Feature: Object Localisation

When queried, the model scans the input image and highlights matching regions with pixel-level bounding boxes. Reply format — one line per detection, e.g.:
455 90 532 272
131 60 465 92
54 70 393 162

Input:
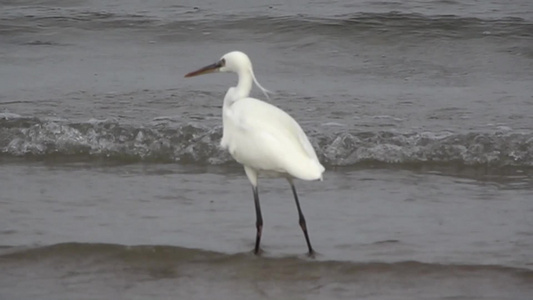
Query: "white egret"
185 51 325 255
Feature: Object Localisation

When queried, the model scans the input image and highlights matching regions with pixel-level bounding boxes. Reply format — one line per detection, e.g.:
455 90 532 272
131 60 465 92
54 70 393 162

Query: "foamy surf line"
1 116 532 168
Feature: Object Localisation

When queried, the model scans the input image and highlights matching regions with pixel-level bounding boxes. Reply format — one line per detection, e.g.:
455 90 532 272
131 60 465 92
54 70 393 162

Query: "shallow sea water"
1 0 533 299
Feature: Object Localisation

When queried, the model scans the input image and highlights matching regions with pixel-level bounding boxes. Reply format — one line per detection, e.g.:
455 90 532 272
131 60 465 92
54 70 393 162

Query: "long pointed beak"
184 61 222 78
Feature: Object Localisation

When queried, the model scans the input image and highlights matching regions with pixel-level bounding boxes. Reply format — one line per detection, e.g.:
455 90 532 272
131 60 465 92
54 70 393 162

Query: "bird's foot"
252 248 264 256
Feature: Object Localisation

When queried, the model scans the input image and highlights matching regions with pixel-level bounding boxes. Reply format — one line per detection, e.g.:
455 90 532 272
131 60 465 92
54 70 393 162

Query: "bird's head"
219 51 252 74
184 51 271 99
184 51 251 77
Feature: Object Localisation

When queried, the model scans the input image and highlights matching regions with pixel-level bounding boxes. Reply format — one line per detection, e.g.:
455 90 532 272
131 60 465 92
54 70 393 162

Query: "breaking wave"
1 115 532 169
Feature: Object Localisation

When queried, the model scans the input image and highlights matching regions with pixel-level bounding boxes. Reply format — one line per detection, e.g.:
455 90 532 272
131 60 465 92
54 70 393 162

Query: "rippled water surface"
1 0 533 299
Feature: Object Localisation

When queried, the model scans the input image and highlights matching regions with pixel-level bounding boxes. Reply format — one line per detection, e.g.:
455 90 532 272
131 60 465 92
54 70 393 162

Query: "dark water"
1 243 532 300
1 0 533 299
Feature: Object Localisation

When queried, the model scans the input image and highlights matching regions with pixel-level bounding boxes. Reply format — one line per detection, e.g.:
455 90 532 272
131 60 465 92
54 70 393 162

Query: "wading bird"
185 51 324 255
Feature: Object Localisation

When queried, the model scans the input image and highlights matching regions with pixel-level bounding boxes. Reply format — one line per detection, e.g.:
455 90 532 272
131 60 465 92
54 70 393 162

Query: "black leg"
290 184 314 255
252 186 263 255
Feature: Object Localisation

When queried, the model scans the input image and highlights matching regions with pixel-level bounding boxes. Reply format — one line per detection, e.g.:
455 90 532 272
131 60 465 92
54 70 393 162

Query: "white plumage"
185 51 324 255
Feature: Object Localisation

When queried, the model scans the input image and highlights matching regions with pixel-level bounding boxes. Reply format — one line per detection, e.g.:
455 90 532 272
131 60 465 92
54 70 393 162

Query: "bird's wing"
227 97 324 180
237 98 321 163
290 117 320 162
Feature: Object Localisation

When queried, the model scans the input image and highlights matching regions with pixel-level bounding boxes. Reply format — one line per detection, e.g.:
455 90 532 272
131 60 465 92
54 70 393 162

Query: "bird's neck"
234 69 253 99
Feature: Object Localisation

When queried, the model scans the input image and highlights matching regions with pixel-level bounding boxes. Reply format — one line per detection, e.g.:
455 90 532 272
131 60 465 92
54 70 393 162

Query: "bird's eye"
220 58 226 66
